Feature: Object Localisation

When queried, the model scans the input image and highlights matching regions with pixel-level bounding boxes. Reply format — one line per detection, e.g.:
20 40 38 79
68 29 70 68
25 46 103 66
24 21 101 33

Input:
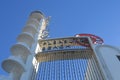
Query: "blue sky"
0 0 120 75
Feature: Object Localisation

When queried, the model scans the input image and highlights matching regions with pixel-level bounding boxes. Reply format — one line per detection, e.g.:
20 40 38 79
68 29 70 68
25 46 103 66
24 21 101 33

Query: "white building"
0 11 120 80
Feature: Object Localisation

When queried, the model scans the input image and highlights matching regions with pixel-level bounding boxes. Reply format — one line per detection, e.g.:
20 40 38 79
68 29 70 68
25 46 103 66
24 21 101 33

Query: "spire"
39 16 51 39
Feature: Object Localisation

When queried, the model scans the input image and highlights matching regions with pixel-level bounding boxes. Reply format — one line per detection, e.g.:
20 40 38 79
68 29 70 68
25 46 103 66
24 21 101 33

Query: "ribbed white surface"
11 42 31 57
2 56 25 73
27 18 40 29
17 32 35 47
1 10 47 80
23 24 38 36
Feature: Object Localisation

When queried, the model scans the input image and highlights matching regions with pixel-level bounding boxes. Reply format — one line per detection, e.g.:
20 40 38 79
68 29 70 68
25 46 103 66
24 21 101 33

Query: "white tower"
0 11 49 80
0 11 120 80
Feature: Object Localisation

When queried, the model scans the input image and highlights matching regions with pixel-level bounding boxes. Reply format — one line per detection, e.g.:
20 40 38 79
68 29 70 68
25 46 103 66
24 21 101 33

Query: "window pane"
117 56 120 61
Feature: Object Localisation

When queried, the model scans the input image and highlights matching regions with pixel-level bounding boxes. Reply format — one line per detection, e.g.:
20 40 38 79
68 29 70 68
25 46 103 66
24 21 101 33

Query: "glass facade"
34 37 105 80
34 50 105 80
36 59 87 80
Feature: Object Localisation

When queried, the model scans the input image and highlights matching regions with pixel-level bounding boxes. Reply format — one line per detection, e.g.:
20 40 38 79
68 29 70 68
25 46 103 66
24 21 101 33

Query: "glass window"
117 55 120 61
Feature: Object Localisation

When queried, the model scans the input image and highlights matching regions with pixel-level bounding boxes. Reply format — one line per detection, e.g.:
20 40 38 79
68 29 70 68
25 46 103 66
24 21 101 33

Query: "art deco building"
0 11 120 80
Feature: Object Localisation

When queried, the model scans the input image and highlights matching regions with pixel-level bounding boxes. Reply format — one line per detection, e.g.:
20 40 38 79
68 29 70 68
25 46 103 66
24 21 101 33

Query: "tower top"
29 10 45 21
30 10 44 16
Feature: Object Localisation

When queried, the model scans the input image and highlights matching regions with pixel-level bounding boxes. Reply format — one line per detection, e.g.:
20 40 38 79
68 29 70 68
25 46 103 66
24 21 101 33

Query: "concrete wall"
95 45 120 80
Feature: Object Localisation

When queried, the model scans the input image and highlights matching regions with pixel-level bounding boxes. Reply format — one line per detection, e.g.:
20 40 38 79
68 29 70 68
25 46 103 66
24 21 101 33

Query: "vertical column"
2 11 48 80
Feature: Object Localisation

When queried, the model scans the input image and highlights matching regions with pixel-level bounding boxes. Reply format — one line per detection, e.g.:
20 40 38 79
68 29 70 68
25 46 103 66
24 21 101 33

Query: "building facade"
0 11 120 80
